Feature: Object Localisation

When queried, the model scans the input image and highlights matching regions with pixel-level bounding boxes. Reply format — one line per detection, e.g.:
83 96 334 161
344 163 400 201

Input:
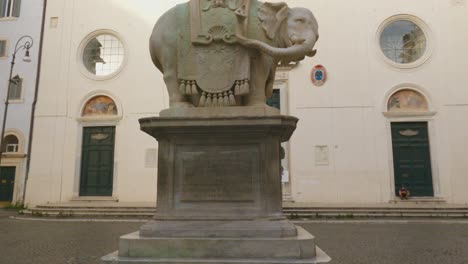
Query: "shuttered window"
12 0 20 17
0 0 21 18
8 75 22 101
0 0 5 17
0 40 6 57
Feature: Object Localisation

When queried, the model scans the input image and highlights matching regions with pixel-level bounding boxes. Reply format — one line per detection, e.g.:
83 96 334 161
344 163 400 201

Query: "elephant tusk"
236 34 317 60
308 49 317 57
235 34 257 49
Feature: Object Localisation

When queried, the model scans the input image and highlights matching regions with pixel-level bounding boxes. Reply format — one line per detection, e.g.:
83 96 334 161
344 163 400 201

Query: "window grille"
82 34 125 77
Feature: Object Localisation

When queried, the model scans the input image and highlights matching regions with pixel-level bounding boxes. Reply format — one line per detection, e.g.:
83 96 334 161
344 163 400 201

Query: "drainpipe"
22 0 47 205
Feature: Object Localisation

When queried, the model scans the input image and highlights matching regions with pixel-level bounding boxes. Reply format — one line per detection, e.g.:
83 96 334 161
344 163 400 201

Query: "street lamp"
0 35 34 174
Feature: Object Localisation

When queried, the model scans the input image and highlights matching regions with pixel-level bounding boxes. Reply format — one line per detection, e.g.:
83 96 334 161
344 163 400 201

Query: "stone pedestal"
101 108 330 264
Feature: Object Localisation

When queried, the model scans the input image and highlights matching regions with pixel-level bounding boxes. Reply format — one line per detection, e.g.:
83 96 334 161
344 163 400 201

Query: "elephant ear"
258 2 289 40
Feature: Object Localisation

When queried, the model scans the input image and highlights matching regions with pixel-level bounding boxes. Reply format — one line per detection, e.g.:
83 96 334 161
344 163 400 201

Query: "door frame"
0 129 26 204
73 91 123 200
385 117 441 201
0 166 17 202
79 126 116 197
390 121 434 197
382 85 442 202
74 122 120 199
0 157 24 203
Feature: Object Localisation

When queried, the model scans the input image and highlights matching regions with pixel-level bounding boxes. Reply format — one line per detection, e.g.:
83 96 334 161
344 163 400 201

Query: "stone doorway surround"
382 84 443 203
0 129 27 204
79 126 116 197
74 91 123 200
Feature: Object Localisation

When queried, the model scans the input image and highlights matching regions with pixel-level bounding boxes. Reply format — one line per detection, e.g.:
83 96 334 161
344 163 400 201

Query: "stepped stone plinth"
101 110 330 264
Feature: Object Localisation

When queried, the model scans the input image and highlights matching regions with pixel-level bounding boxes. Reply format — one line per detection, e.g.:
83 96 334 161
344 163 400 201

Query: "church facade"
24 0 468 206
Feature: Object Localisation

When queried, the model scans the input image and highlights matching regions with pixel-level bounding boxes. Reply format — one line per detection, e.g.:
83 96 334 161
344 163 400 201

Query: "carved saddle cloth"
176 0 255 106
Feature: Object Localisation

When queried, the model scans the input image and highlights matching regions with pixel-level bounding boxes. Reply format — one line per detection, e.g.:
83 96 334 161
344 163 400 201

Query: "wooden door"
391 122 434 197
80 127 115 196
0 167 16 202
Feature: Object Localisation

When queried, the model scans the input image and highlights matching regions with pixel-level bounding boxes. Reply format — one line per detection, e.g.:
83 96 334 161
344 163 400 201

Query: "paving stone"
1 210 468 264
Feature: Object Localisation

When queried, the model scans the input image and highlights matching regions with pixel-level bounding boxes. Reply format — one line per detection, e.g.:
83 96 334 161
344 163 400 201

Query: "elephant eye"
295 18 306 24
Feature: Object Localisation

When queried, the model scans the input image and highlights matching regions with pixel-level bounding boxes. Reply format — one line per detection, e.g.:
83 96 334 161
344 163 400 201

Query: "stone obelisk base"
101 108 330 264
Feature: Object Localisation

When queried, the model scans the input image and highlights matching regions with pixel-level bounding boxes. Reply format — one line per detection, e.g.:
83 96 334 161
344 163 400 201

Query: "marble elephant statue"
150 0 319 108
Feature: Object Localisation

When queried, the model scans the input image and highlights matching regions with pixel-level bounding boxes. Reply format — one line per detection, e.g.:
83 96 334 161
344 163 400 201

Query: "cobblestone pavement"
1 210 468 264
303 221 468 264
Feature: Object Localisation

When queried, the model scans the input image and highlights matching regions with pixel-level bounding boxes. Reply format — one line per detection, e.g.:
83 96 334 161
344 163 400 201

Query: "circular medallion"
311 65 327 86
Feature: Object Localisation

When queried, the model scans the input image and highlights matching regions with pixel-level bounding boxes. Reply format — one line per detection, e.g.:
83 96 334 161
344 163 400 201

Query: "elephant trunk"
237 35 317 61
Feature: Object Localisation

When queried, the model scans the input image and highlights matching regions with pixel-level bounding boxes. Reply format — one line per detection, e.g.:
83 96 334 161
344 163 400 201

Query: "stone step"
31 207 468 213
32 207 156 213
36 205 156 210
286 212 468 218
23 201 468 219
284 211 468 216
283 208 468 213
35 204 467 211
21 206 468 219
23 209 154 218
283 208 468 218
116 227 316 260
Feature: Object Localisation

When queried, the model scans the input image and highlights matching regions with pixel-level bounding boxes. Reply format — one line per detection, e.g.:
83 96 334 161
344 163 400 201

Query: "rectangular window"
0 0 21 18
0 40 6 57
8 76 22 101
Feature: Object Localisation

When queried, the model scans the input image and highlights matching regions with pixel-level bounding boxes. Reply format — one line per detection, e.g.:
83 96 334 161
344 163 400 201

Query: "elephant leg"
163 70 193 108
245 55 269 106
151 7 193 108
160 52 193 107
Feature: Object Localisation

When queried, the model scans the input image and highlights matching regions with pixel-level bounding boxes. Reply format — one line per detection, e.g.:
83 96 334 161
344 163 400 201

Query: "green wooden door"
80 127 116 197
0 167 16 202
391 122 434 197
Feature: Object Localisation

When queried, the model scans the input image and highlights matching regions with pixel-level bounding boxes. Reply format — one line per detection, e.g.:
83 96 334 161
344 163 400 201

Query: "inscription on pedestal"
175 145 260 203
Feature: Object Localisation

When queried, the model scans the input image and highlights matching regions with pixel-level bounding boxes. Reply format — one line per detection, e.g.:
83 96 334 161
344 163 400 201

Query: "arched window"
388 89 428 113
2 135 19 153
82 96 118 117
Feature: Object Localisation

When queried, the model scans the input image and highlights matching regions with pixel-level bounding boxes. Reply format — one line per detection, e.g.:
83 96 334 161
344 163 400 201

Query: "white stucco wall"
25 0 468 206
286 0 468 204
